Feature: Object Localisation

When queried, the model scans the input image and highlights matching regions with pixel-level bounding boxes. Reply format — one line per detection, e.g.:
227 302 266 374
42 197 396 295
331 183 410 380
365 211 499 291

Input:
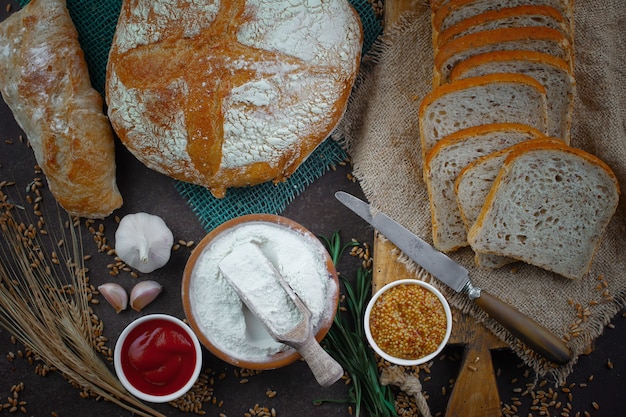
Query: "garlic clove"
114 213 174 273
130 280 163 312
98 283 128 313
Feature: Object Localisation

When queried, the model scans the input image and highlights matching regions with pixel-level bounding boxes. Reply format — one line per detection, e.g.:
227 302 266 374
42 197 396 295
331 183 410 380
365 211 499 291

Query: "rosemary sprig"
318 231 396 417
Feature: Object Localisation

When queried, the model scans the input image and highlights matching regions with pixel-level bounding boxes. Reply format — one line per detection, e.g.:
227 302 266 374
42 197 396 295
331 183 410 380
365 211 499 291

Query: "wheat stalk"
0 188 165 417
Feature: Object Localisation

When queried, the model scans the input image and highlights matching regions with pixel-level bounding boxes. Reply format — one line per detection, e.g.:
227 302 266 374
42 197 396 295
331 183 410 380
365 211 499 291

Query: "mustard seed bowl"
364 279 452 366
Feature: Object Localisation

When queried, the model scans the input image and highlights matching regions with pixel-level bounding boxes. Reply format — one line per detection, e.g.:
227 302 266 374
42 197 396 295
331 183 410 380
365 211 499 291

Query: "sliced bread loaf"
455 137 562 268
433 26 573 85
424 123 546 252
449 50 575 142
467 140 620 280
418 73 548 160
435 5 571 51
433 0 573 37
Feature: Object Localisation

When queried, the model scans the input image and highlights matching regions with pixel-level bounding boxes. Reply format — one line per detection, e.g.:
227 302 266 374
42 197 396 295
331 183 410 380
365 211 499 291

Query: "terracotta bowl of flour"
181 214 339 370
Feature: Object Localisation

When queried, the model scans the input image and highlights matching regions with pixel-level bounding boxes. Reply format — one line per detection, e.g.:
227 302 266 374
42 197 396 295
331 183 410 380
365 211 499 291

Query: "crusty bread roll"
106 0 363 198
0 0 123 218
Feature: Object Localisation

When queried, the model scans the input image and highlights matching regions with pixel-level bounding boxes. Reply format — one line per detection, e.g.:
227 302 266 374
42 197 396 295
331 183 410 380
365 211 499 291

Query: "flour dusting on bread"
0 0 122 218
106 0 363 198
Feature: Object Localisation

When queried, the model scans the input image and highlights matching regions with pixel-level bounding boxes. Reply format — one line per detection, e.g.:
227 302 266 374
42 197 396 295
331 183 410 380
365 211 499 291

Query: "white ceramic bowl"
364 279 452 366
114 314 202 403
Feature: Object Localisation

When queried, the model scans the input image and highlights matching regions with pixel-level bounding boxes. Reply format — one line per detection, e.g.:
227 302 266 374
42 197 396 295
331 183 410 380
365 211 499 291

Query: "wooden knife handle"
474 290 571 364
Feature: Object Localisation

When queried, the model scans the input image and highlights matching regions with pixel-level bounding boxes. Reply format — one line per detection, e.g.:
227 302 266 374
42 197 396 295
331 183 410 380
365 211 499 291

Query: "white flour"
188 221 337 363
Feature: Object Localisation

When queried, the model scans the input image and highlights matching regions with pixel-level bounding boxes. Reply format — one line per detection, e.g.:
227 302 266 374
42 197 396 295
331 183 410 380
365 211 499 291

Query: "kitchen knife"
335 191 572 364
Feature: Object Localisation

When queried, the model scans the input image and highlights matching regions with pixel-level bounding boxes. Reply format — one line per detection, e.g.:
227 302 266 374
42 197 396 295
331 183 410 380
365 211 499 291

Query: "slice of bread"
418 73 548 160
433 0 573 37
455 137 562 268
435 5 571 51
430 0 450 14
467 140 620 280
424 123 547 252
433 26 572 85
449 50 575 142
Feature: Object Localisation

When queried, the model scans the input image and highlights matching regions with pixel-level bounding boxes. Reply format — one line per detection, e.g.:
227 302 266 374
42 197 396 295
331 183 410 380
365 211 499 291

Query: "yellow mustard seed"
369 284 447 360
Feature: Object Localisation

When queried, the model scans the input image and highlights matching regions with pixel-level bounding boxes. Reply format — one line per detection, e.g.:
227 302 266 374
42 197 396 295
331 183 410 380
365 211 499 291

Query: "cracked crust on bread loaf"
106 0 363 198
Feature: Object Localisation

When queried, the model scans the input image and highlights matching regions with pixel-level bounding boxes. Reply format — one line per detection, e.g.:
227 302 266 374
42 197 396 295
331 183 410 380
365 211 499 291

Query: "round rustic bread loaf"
106 0 363 198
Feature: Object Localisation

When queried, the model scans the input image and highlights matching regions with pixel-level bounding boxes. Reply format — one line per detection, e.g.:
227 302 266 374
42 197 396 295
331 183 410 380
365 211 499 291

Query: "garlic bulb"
130 280 163 312
115 213 174 273
98 283 128 313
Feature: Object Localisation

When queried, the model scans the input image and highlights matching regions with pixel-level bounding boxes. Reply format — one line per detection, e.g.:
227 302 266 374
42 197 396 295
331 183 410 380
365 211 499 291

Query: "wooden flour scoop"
219 242 344 388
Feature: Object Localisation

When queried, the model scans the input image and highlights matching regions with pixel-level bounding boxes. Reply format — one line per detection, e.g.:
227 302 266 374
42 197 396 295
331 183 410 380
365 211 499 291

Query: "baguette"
449 50 575 142
467 140 620 280
455 137 562 268
424 123 546 252
418 73 548 160
0 0 122 218
434 26 573 85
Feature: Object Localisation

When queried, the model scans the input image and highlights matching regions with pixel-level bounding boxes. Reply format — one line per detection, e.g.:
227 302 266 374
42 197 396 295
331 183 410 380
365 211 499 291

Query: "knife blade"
335 191 571 364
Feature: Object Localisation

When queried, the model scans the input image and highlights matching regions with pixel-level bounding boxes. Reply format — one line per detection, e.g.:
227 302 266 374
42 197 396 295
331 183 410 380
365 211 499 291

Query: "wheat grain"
0 188 164 417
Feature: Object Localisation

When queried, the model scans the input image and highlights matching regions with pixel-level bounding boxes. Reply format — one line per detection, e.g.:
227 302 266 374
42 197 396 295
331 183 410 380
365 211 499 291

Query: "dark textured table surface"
0 1 623 416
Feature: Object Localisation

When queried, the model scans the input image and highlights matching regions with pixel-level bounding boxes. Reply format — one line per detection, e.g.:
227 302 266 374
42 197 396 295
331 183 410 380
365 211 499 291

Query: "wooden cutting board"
374 236 504 417
372 2 507 416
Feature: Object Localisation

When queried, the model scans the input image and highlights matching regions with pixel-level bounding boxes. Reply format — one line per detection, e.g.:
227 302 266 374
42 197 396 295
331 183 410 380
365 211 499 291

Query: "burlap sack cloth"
337 0 626 383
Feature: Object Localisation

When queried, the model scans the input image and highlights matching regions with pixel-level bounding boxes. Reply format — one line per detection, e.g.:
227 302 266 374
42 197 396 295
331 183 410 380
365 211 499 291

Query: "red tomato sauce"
120 318 197 396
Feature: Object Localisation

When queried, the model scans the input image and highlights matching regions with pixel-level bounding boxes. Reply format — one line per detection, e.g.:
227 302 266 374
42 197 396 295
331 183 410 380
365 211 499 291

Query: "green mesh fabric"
175 139 348 231
19 0 382 231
